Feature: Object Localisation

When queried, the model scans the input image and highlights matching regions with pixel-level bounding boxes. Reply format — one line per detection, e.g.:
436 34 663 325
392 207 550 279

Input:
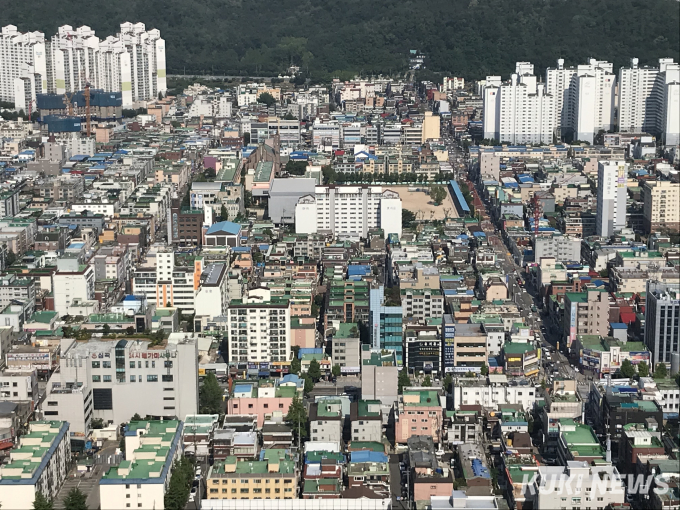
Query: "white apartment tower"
482 62 556 145
546 58 616 143
0 25 47 109
295 185 402 239
595 161 628 237
2 23 166 108
618 57 679 145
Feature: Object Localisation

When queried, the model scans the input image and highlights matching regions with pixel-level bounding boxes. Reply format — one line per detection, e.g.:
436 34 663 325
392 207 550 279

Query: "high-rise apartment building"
642 180 680 234
295 185 402 239
645 280 680 367
226 288 291 364
482 62 556 145
0 25 47 109
619 57 679 145
595 160 628 237
1 23 165 108
546 58 616 143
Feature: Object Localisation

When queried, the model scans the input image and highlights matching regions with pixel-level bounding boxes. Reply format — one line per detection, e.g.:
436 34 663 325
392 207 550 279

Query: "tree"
258 92 276 107
402 209 416 229
332 364 341 377
620 358 635 378
398 370 411 394
158 91 164 101
5 250 16 266
285 395 308 441
637 361 649 378
290 349 301 375
33 492 53 510
480 363 489 376
284 111 297 120
131 413 142 422
307 358 322 381
126 326 135 335
91 418 105 429
164 456 194 510
220 204 228 221
599 268 609 278
199 373 223 414
430 185 447 206
302 374 314 394
443 374 453 391
102 323 111 335
654 363 668 380
423 375 432 387
63 488 87 510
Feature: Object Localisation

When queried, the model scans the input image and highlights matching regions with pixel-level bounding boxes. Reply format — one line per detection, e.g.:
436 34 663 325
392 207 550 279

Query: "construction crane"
63 92 75 116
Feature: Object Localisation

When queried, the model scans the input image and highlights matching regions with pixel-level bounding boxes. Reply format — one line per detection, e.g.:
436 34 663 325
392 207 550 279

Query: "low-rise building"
309 399 344 443
0 421 71 510
99 420 184 510
350 400 383 443
395 389 443 445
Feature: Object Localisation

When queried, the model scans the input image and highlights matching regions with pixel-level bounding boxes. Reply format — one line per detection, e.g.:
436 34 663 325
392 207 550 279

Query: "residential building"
401 288 444 320
595 161 628 237
533 233 581 263
52 259 95 316
45 335 198 427
534 462 625 510
309 399 343 443
452 374 538 411
205 450 297 500
0 421 70 510
330 322 361 374
642 180 680 234
0 274 36 318
350 400 383 442
395 389 443 445
194 263 229 325
226 288 291 364
450 323 487 372
295 185 402 239
0 369 38 404
227 382 295 427
645 280 680 367
99 420 182 510
0 25 46 107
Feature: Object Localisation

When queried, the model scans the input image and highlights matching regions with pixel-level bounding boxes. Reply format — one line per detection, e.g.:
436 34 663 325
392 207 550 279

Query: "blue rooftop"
206 221 241 236
610 323 628 330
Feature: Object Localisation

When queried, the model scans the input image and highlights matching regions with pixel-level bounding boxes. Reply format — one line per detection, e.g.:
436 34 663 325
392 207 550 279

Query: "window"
130 375 136 383
147 375 158 382
92 361 100 368
92 375 101 382
129 361 135 368
152 361 156 368
103 375 112 382
103 361 111 368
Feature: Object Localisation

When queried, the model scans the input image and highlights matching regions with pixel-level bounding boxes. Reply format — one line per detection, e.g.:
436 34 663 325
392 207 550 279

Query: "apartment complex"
642 180 680 234
295 185 402 239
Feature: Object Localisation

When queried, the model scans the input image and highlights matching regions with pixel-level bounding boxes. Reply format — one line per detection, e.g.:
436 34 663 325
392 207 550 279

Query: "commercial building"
533 233 581 264
405 328 441 376
595 161 628 237
563 290 610 348
226 288 291 364
452 374 538 411
360 347 398 407
45 336 198 427
268 178 317 225
0 421 71 510
395 390 443 445
642 180 680 234
330 323 361 374
450 323 487 372
99 420 183 510
205 450 298 501
645 280 680 367
295 185 402 239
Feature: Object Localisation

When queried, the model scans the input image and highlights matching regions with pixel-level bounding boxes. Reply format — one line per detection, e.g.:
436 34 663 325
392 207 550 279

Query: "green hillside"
4 0 679 80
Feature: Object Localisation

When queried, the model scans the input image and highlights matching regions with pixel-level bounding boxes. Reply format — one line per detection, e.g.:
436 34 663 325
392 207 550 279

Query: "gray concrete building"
645 280 680 367
268 178 316 224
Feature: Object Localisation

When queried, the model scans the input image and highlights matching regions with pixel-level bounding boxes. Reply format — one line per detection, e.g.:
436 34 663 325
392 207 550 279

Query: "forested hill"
5 0 679 80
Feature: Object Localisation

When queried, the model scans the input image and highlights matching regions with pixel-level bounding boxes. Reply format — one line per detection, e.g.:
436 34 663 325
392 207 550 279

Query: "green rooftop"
356 400 381 418
403 390 440 406
316 399 343 417
28 311 57 323
336 322 359 338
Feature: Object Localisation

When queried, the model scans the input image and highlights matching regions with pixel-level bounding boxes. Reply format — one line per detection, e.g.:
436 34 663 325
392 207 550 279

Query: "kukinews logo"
519 474 671 497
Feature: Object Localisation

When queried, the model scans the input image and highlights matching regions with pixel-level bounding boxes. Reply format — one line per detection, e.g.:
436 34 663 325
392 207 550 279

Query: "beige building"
206 450 297 500
642 180 680 234
451 323 487 369
564 290 610 347
421 112 441 141
400 265 441 290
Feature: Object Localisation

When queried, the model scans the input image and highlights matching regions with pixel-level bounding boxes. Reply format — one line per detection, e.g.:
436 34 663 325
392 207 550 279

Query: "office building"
99 420 183 510
45 336 198 427
642 180 680 234
226 288 291 363
0 421 71 510
645 280 680 367
369 285 403 363
295 185 402 239
595 161 628 237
